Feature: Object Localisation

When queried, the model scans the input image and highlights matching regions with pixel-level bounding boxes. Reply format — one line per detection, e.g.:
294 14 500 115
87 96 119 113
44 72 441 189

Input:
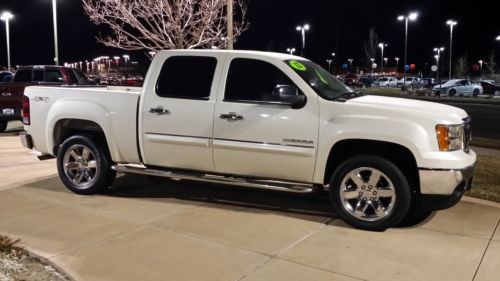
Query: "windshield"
285 60 354 100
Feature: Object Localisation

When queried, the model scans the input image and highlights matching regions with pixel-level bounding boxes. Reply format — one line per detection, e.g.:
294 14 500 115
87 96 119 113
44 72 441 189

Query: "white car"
20 50 476 231
432 79 483 97
373 77 398 87
397 76 422 86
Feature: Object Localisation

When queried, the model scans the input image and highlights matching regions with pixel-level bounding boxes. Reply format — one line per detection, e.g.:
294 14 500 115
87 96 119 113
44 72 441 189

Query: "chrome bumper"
419 165 474 195
19 131 33 149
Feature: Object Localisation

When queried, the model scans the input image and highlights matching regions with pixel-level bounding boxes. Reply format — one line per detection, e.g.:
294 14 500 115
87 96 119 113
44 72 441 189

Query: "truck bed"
24 86 142 163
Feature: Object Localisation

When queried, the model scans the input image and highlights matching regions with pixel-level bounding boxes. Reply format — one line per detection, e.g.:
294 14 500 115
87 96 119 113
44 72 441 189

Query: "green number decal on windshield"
289 60 307 71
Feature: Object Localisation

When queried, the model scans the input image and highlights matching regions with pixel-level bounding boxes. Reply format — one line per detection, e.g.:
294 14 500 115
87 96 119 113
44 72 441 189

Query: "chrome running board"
111 164 316 193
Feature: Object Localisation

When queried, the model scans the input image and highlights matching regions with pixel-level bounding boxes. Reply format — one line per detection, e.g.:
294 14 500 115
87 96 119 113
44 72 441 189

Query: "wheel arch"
52 118 113 159
322 139 420 194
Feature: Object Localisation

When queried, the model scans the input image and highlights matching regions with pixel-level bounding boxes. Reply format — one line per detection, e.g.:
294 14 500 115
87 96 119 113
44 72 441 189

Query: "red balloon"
472 64 480 71
409 64 416 70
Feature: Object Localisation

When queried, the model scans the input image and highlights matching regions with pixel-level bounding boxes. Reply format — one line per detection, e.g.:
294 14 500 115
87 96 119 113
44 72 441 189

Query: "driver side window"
224 58 301 102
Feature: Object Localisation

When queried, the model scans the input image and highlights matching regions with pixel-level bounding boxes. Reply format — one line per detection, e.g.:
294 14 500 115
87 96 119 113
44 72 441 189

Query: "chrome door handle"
219 112 244 122
148 107 170 115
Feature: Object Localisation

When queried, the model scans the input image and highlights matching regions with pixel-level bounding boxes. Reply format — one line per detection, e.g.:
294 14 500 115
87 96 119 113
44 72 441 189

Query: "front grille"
463 116 471 153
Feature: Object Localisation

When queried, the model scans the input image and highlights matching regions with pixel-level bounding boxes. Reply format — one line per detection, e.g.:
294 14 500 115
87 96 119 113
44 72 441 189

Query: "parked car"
0 71 14 82
359 75 377 88
476 80 500 96
432 79 483 97
421 78 436 88
373 77 398 87
21 50 475 231
0 66 92 132
397 77 422 87
343 74 363 87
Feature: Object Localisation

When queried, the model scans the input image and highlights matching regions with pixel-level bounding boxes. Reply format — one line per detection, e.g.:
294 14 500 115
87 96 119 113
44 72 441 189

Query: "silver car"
373 77 398 87
432 79 483 97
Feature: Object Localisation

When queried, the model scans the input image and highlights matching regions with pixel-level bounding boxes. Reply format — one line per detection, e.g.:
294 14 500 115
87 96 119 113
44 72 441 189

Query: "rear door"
140 53 225 172
212 56 319 182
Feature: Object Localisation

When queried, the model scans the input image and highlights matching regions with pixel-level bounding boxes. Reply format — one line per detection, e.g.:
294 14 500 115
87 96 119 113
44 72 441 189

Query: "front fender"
313 114 428 184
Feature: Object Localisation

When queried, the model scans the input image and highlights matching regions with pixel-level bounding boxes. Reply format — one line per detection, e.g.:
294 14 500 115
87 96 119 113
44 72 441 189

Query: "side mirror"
273 84 306 109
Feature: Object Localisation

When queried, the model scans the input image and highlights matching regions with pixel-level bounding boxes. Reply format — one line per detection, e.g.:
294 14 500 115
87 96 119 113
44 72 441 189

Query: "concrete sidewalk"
1 134 499 281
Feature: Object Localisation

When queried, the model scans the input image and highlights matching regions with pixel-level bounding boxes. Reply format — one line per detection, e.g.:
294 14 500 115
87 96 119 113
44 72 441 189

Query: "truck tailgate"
25 86 142 163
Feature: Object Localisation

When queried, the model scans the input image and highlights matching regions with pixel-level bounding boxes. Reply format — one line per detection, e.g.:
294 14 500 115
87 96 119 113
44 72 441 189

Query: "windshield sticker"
315 70 328 84
289 60 307 71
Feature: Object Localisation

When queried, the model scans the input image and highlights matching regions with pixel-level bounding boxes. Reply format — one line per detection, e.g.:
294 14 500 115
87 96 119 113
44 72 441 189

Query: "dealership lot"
1 132 500 281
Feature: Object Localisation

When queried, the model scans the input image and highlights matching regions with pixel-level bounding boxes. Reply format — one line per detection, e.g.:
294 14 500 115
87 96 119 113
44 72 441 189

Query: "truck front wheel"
329 155 411 231
57 135 116 195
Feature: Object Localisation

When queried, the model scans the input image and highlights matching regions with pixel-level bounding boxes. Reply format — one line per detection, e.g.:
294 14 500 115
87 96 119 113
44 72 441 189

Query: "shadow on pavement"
23 174 336 220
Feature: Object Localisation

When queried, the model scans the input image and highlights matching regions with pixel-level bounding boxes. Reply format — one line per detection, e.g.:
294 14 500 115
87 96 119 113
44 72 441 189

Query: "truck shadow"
23 173 336 220
106 174 335 218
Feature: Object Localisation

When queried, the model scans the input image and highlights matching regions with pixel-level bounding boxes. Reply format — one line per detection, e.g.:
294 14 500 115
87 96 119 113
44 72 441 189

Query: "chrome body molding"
112 164 318 193
419 165 474 195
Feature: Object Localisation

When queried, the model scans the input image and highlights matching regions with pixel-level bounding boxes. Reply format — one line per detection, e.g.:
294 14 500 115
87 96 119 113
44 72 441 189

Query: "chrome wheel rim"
339 167 396 222
63 144 98 189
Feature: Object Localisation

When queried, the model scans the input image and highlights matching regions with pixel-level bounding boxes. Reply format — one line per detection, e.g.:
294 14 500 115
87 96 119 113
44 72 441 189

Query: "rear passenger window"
12 70 32 82
33 70 44 82
156 56 217 100
45 69 64 83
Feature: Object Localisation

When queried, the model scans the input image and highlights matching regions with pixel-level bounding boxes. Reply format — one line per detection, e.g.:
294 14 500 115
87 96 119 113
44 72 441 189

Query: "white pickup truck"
20 50 475 231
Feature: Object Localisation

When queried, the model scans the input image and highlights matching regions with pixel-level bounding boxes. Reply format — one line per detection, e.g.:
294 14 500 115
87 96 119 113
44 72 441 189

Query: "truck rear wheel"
57 135 116 195
329 155 411 231
0 121 7 133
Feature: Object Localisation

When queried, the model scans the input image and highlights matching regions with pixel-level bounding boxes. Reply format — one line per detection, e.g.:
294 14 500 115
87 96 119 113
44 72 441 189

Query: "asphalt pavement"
443 102 500 139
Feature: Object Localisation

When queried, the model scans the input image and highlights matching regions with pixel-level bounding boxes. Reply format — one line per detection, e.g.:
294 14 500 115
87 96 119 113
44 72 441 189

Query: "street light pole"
52 0 59 65
433 47 444 82
395 57 400 72
398 12 418 89
446 20 457 80
347 58 353 73
331 52 335 73
370 58 375 74
286 48 296 55
378 43 387 73
478 60 483 80
296 24 310 56
0 12 13 71
326 59 332 73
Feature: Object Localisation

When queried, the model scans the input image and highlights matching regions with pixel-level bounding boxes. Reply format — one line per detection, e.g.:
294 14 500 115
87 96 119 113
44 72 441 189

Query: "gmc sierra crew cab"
0 65 91 132
20 50 476 231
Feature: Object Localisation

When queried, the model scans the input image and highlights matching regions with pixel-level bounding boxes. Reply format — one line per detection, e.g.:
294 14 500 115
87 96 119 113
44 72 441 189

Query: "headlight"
436 124 464 151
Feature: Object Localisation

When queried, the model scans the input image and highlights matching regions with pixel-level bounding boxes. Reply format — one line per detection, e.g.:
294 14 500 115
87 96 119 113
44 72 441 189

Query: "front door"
213 57 319 182
140 53 225 172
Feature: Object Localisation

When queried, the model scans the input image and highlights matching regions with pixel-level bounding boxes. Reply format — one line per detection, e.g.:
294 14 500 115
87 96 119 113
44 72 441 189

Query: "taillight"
22 95 30 125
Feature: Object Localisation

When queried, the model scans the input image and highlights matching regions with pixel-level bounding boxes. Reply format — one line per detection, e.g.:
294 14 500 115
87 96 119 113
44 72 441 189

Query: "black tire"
473 89 479 97
448 89 456 97
329 155 411 231
0 121 7 133
57 135 116 195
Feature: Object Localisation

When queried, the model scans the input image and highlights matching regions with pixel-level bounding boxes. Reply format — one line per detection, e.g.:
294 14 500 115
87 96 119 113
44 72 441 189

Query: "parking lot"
1 125 500 281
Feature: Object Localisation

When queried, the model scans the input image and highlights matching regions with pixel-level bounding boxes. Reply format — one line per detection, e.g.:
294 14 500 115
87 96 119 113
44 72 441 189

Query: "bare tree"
362 28 378 70
454 55 468 79
82 0 248 52
486 51 497 75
